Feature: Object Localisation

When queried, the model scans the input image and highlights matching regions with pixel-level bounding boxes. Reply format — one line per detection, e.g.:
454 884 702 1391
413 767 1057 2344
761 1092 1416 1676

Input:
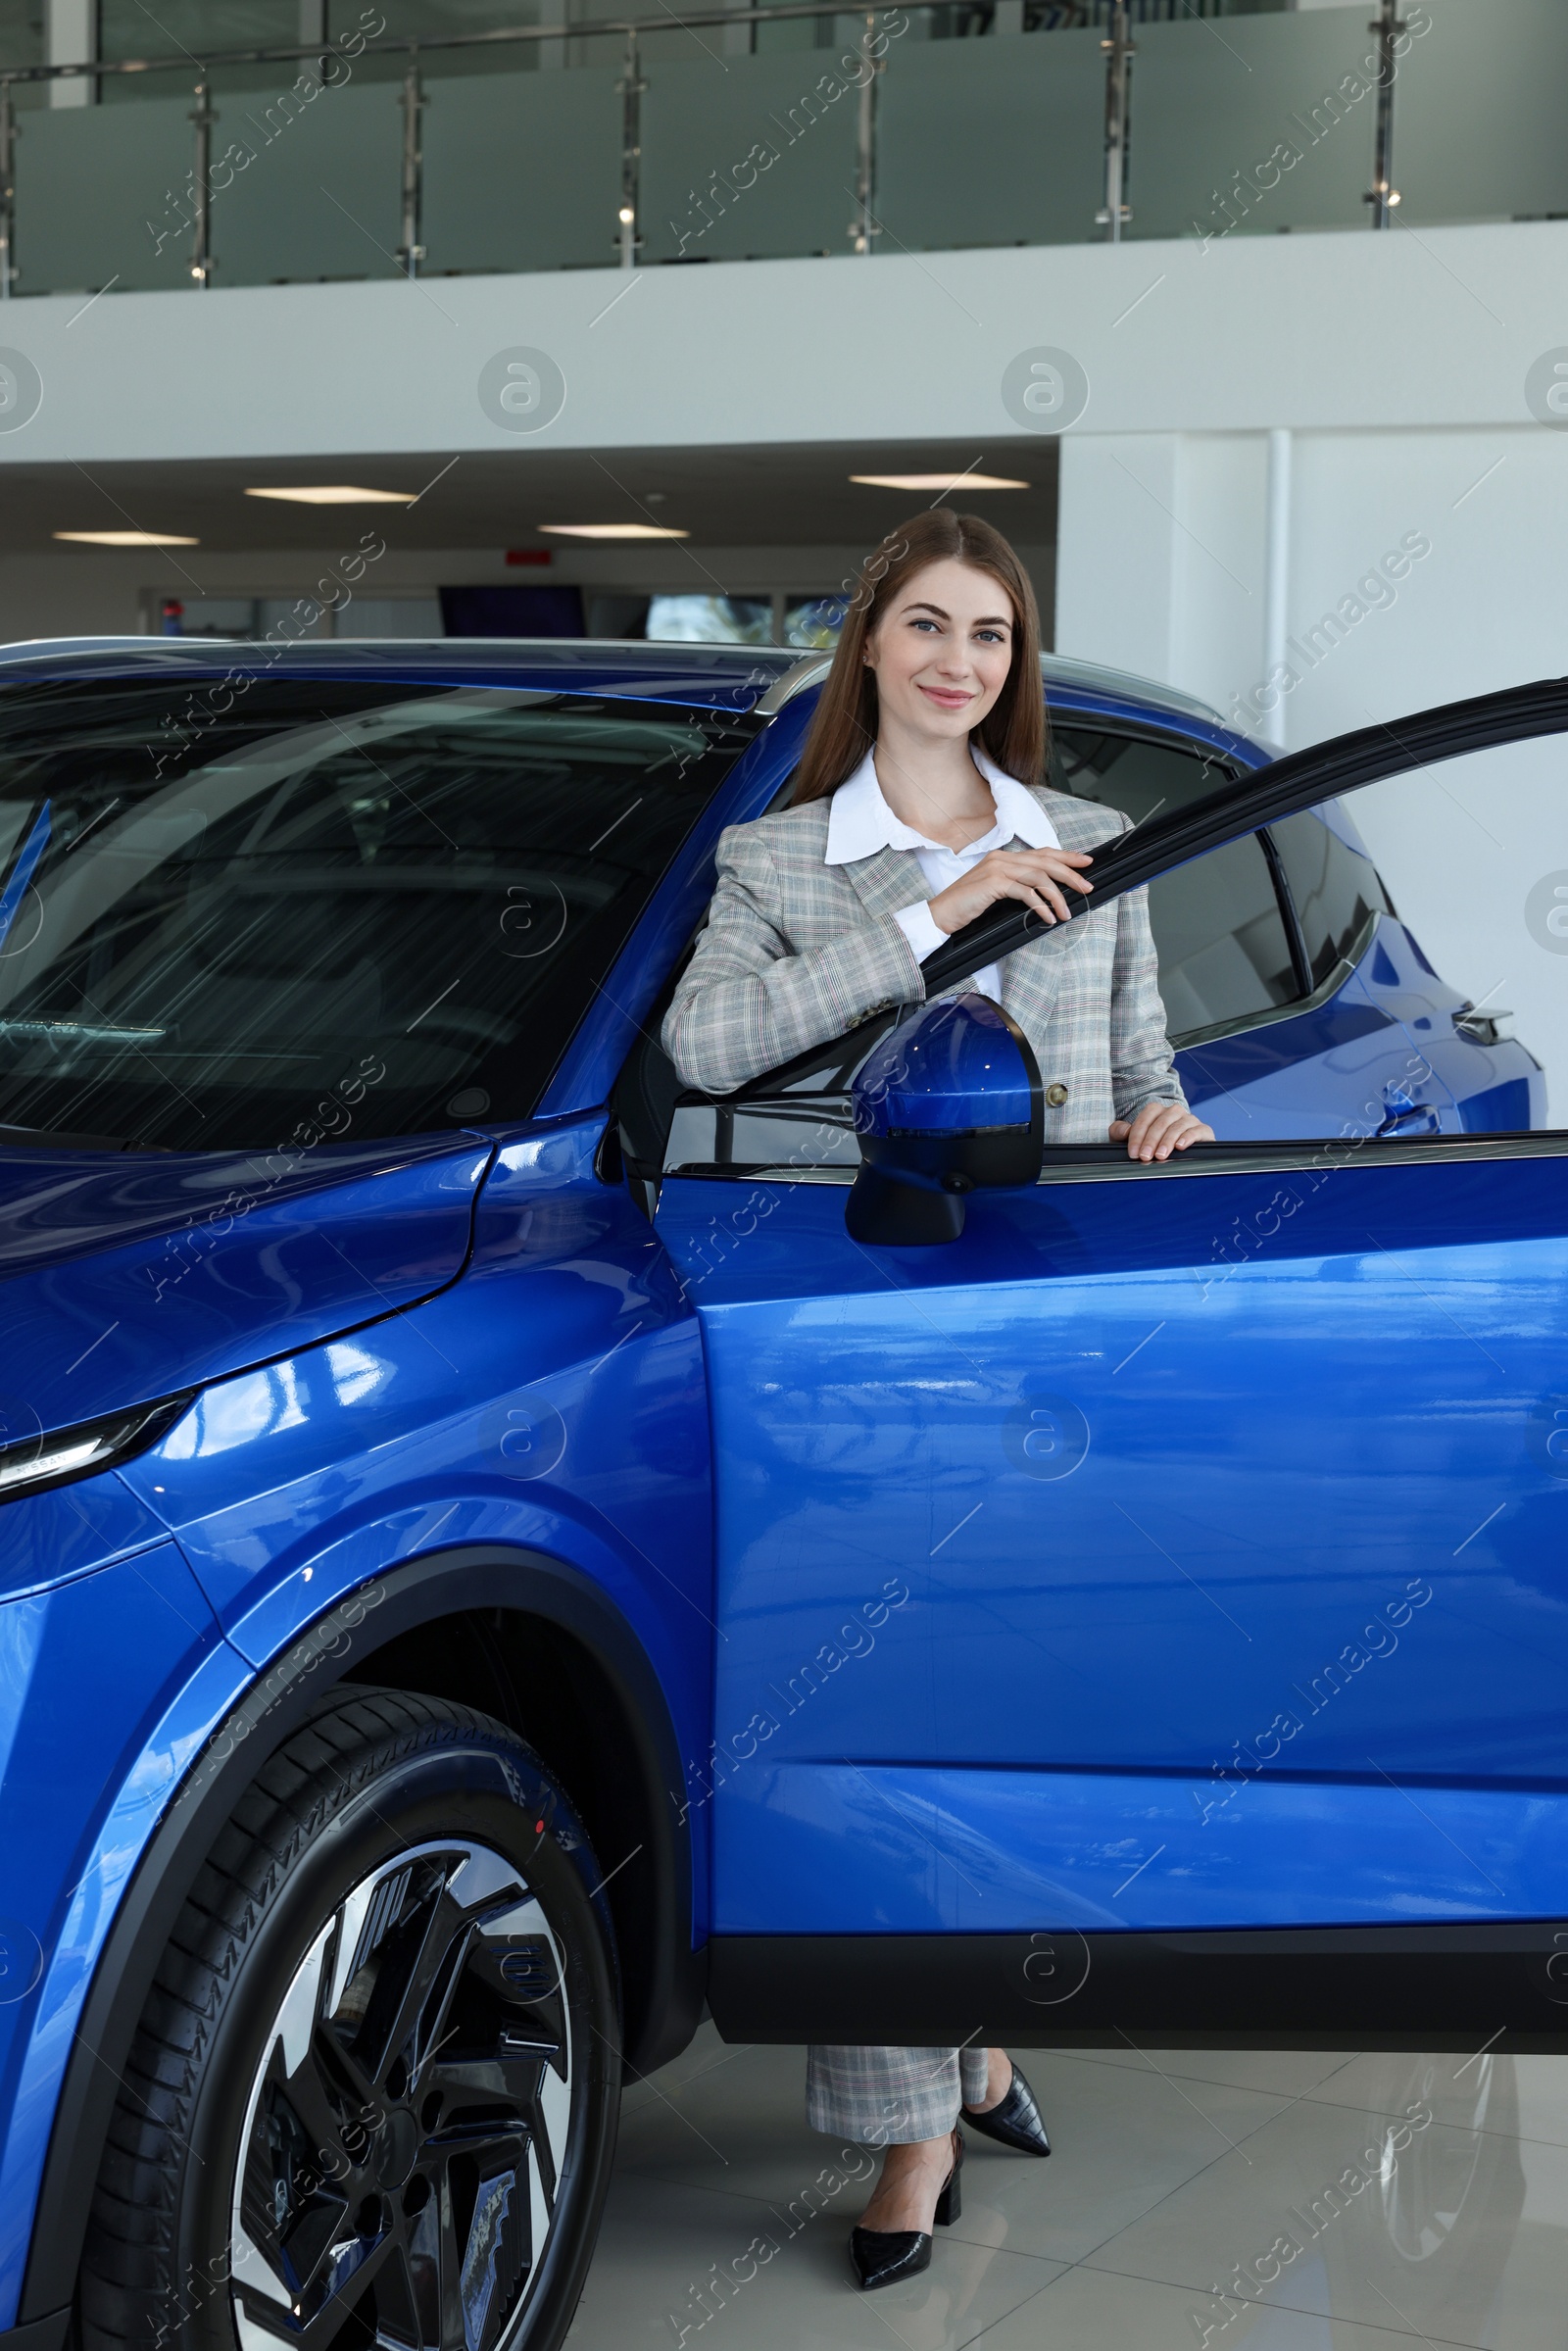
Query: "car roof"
0 635 1267 761
0 636 801 711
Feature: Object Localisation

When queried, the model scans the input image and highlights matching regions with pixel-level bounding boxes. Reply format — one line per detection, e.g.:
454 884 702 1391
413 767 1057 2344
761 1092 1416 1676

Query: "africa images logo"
478 347 566 435
1525 348 1568 429
1525 870 1568 955
0 349 42 435
1001 347 1090 435
1004 1391 1090 1480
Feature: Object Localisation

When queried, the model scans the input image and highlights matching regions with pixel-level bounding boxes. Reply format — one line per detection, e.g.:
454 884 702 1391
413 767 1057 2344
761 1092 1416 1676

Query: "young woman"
663 511 1212 2288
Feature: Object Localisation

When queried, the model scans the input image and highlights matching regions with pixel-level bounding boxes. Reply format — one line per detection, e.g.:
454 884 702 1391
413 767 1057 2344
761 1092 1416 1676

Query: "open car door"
641 678 1568 2052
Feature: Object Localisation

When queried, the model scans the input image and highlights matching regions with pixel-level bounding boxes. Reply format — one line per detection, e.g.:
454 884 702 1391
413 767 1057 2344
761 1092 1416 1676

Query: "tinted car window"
1144 835 1298 1041
1050 726 1296 1042
1270 807 1391 990
0 679 755 1151
1049 724 1230 826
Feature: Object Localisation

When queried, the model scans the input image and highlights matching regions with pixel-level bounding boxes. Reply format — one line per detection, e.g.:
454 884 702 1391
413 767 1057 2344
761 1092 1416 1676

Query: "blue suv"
0 637 1555 2351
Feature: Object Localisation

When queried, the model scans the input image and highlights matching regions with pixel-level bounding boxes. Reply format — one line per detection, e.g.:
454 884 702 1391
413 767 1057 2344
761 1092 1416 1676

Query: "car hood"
0 1134 493 1439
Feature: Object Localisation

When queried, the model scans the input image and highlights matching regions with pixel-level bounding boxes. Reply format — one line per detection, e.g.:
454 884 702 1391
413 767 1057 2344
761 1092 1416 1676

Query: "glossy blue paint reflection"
656 1153 1568 1934
713 1762 1568 1932
120 1110 713 1893
0 1474 169 1602
0 1136 491 1437
0 1543 239 2319
1174 914 1538 1142
853 995 1034 1137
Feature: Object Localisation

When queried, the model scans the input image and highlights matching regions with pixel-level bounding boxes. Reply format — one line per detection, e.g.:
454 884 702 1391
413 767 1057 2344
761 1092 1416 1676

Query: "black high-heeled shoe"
961 2060 1051 2157
850 2129 964 2290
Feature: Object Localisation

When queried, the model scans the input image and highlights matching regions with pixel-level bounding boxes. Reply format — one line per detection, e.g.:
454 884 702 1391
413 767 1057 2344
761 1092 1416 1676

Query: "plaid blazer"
662 782 1186 1145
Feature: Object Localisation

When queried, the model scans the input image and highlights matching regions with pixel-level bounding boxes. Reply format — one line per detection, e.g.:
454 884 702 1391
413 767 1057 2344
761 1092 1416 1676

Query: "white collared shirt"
823 743 1060 1004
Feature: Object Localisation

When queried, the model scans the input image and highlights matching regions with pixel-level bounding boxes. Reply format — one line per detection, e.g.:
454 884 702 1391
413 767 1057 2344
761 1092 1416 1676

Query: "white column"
1054 434 1183 687
47 0 97 109
1056 430 1271 725
1261 426 1293 750
298 0 328 85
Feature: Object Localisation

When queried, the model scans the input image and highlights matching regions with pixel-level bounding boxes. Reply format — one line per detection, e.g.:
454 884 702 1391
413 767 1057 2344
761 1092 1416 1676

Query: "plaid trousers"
807 2043 990 2143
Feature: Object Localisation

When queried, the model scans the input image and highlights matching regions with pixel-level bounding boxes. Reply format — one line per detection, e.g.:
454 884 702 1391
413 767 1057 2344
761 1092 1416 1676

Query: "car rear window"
1270 808 1392 990
1048 723 1232 825
0 678 756 1151
1051 724 1297 1040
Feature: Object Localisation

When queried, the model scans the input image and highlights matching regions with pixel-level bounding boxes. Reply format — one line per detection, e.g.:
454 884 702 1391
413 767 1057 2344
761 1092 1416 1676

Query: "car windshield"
0 677 757 1152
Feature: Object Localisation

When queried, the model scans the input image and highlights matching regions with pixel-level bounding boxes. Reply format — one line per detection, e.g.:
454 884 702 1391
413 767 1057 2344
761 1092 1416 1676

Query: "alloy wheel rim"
228 1837 572 2351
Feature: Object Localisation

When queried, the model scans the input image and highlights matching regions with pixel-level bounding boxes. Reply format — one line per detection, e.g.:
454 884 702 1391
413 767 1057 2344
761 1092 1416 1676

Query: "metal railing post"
189 78 215 285
850 8 881 255
1095 0 1133 244
397 48 425 276
0 83 15 300
1364 0 1403 227
616 30 644 268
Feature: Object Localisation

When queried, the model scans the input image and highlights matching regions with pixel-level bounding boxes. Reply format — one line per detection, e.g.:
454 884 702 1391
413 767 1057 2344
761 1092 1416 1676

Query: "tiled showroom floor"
564 2026 1564 2350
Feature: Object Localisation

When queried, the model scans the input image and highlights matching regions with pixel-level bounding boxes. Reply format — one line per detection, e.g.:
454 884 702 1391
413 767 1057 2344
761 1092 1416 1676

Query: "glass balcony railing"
0 0 1559 299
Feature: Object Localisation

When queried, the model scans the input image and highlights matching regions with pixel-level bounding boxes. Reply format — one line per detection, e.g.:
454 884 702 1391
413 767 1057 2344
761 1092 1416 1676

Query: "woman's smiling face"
862 557 1017 742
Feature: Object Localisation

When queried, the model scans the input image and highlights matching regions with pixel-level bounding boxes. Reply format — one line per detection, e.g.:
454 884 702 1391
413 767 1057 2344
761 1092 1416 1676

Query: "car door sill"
707 1926 1568 2050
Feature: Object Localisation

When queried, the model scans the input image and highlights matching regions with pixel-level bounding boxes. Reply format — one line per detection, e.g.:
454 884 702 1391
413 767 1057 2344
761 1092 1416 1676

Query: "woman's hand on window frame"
925 846 1095 937
1109 1102 1215 1163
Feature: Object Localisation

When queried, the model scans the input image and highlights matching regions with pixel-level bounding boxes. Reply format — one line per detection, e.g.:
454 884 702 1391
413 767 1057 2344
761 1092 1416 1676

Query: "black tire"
79 1687 621 2351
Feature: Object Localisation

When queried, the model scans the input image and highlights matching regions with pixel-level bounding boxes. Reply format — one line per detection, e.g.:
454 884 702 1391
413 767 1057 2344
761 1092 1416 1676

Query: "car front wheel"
81 1688 620 2351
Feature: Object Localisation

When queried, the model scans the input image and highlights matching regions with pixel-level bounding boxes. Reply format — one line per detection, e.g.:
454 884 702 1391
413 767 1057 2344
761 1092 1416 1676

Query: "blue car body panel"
654 1158 1568 1933
1 1137 493 1440
119 1110 712 1802
0 639 1557 2322
0 1543 245 2321
714 1764 1568 1934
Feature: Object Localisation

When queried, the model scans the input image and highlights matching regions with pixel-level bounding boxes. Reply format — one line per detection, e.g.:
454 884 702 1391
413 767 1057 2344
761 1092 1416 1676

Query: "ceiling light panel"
537 523 691 541
244 486 418 505
53 530 200 547
849 473 1030 492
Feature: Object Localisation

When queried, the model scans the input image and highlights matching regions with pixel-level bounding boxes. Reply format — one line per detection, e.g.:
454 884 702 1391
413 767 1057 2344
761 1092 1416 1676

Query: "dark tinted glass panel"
1050 725 1296 1040
1145 836 1297 1040
0 679 754 1152
1048 724 1232 827
438 585 585 637
1271 808 1391 990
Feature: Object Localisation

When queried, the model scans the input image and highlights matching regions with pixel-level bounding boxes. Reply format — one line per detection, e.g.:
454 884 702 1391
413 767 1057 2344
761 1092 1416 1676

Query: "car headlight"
0 1393 193 1503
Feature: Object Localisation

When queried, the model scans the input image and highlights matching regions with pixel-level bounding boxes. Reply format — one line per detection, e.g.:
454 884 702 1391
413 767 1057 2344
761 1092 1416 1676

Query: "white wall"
0 220 1565 465
1057 417 1568 1113
1347 741 1568 1121
1057 421 1568 738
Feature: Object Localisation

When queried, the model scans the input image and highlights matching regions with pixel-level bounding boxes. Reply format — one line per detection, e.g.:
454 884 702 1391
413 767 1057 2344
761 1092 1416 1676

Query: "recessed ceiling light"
53 529 200 547
538 523 691 541
850 473 1030 492
244 486 418 505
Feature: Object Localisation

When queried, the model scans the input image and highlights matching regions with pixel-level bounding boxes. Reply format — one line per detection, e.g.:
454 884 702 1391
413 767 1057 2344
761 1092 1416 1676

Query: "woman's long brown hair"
790 510 1046 805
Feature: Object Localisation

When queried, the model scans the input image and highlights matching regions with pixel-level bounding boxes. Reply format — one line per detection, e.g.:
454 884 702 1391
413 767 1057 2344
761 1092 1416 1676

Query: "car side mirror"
846 993 1044 1245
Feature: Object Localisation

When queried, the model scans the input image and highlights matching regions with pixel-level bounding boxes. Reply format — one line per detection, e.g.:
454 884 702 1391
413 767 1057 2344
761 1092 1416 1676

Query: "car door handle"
1453 1004 1510 1045
1377 1101 1440 1136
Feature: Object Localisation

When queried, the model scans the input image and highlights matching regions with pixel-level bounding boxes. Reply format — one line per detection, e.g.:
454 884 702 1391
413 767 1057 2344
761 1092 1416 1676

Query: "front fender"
0 1541 244 2331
